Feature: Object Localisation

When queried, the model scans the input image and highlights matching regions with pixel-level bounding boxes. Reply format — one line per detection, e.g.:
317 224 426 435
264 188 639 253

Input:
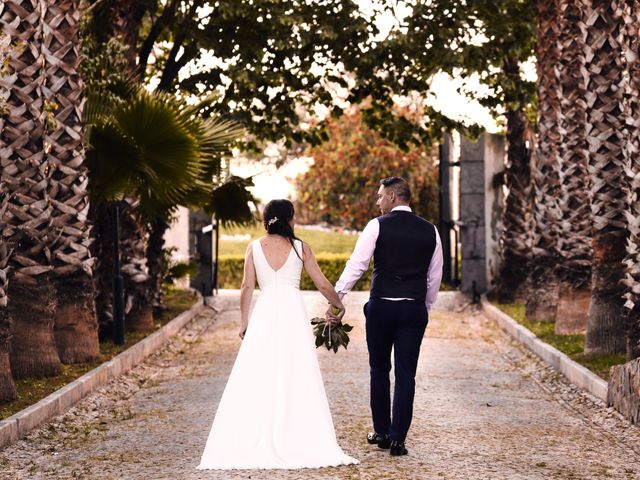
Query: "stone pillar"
484 134 505 291
164 206 191 288
459 133 505 296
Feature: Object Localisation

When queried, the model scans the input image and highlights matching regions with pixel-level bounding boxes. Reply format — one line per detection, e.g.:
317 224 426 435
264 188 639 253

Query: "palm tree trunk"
0 209 17 401
89 201 115 340
581 0 627 356
0 45 17 403
42 0 100 363
53 272 100 363
622 0 640 360
8 278 61 378
121 199 154 332
0 308 16 402
527 0 562 322
495 100 533 303
0 0 62 378
147 215 170 315
554 0 592 335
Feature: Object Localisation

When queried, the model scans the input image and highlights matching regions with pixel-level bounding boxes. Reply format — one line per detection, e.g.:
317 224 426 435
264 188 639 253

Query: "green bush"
217 254 372 291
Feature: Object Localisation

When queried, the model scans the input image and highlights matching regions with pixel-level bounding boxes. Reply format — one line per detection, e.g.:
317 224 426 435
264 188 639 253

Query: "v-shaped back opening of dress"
252 238 304 291
256 237 295 272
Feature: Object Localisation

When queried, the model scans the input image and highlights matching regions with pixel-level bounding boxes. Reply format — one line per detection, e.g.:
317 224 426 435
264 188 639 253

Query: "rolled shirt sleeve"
335 219 379 296
425 226 444 312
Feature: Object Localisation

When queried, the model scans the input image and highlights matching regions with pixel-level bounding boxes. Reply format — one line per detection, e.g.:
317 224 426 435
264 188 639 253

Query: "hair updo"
262 199 302 259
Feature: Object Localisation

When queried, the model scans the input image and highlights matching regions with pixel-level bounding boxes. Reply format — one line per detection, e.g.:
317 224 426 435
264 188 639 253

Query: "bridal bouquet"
310 308 353 353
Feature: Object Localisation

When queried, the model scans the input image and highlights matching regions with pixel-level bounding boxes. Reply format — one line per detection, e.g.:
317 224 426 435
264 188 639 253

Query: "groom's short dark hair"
380 176 411 202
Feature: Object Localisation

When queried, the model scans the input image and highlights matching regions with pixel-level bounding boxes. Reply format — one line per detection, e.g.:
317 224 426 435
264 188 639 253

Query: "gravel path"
2 291 640 480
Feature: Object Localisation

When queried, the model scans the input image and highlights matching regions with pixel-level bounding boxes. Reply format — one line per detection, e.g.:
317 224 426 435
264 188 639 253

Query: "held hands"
325 304 345 327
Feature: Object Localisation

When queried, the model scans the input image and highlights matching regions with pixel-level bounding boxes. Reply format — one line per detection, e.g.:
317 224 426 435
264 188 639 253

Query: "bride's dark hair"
262 199 303 260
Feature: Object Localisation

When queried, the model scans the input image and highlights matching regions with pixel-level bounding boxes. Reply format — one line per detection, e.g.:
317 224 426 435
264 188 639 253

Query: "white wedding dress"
197 239 358 470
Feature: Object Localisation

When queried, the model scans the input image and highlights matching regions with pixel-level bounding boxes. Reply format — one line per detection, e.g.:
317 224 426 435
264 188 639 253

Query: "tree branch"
156 0 204 91
137 0 180 77
158 36 199 91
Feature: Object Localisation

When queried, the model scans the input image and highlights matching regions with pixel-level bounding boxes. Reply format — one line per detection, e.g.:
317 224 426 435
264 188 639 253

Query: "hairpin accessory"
267 217 278 226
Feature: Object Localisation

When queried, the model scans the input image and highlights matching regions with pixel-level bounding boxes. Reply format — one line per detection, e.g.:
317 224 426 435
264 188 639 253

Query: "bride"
197 199 359 470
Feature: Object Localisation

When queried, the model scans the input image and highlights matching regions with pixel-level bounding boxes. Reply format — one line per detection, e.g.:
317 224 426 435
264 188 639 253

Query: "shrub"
217 254 372 290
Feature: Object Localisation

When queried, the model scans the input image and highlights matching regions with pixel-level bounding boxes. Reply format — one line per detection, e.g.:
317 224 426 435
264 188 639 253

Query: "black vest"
369 210 437 301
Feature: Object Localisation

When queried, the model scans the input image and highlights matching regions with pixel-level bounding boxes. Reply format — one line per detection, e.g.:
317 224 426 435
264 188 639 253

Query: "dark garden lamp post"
112 202 125 345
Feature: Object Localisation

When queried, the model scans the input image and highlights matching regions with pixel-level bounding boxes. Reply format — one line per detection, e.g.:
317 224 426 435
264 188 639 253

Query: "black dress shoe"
390 440 408 456
366 432 391 449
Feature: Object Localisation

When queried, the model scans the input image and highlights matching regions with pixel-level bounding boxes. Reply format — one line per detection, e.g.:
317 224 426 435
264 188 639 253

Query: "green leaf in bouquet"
330 328 339 342
315 333 324 348
342 323 354 332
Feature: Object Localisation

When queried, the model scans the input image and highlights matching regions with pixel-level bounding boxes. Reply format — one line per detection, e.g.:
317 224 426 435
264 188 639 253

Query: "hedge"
217 254 373 291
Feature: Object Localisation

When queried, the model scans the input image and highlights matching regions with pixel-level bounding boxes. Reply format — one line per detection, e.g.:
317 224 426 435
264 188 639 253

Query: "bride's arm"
239 244 256 338
301 243 345 316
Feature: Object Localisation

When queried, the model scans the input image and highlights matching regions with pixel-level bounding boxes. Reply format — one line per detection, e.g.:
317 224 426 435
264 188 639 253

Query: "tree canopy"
360 0 537 147
85 0 380 150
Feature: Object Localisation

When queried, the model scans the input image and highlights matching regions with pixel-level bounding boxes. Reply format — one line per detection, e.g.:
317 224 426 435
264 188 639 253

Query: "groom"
330 176 442 456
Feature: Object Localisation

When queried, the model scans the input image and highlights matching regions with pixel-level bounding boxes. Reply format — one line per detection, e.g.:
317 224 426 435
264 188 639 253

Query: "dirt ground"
2 291 640 480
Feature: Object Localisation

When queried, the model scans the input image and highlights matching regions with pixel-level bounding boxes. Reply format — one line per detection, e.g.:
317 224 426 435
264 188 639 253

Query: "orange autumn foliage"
295 109 439 230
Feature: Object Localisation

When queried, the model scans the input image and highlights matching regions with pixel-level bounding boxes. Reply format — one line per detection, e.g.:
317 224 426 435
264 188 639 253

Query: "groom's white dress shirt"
335 206 444 312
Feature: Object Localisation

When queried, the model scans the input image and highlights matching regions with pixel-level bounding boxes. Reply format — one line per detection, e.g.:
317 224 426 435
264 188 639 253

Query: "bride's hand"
239 326 247 339
325 305 345 326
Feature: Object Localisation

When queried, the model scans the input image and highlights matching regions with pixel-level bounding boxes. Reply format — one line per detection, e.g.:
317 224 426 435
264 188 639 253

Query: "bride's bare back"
258 235 294 272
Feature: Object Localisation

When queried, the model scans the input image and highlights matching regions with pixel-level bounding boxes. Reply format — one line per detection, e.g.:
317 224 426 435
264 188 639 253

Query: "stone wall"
608 359 640 424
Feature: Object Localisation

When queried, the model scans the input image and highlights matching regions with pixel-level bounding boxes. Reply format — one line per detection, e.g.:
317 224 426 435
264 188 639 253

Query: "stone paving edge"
480 296 608 402
0 298 207 450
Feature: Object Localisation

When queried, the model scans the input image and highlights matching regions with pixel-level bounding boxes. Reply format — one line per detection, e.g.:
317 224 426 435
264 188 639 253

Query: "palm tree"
144 101 253 313
41 0 100 363
84 87 244 335
581 0 627 355
85 89 199 332
622 0 640 360
527 0 562 322
0 0 62 379
554 0 592 334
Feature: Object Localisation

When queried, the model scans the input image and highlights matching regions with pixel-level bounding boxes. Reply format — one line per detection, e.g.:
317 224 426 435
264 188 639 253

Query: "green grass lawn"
219 223 358 256
0 289 199 420
495 302 625 381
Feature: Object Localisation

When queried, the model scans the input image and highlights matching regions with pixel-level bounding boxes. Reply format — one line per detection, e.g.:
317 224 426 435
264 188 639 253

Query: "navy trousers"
364 298 428 442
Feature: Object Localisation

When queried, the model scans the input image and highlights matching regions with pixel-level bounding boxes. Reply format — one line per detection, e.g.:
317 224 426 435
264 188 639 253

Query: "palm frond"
206 176 258 226
86 90 202 209
85 84 249 223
